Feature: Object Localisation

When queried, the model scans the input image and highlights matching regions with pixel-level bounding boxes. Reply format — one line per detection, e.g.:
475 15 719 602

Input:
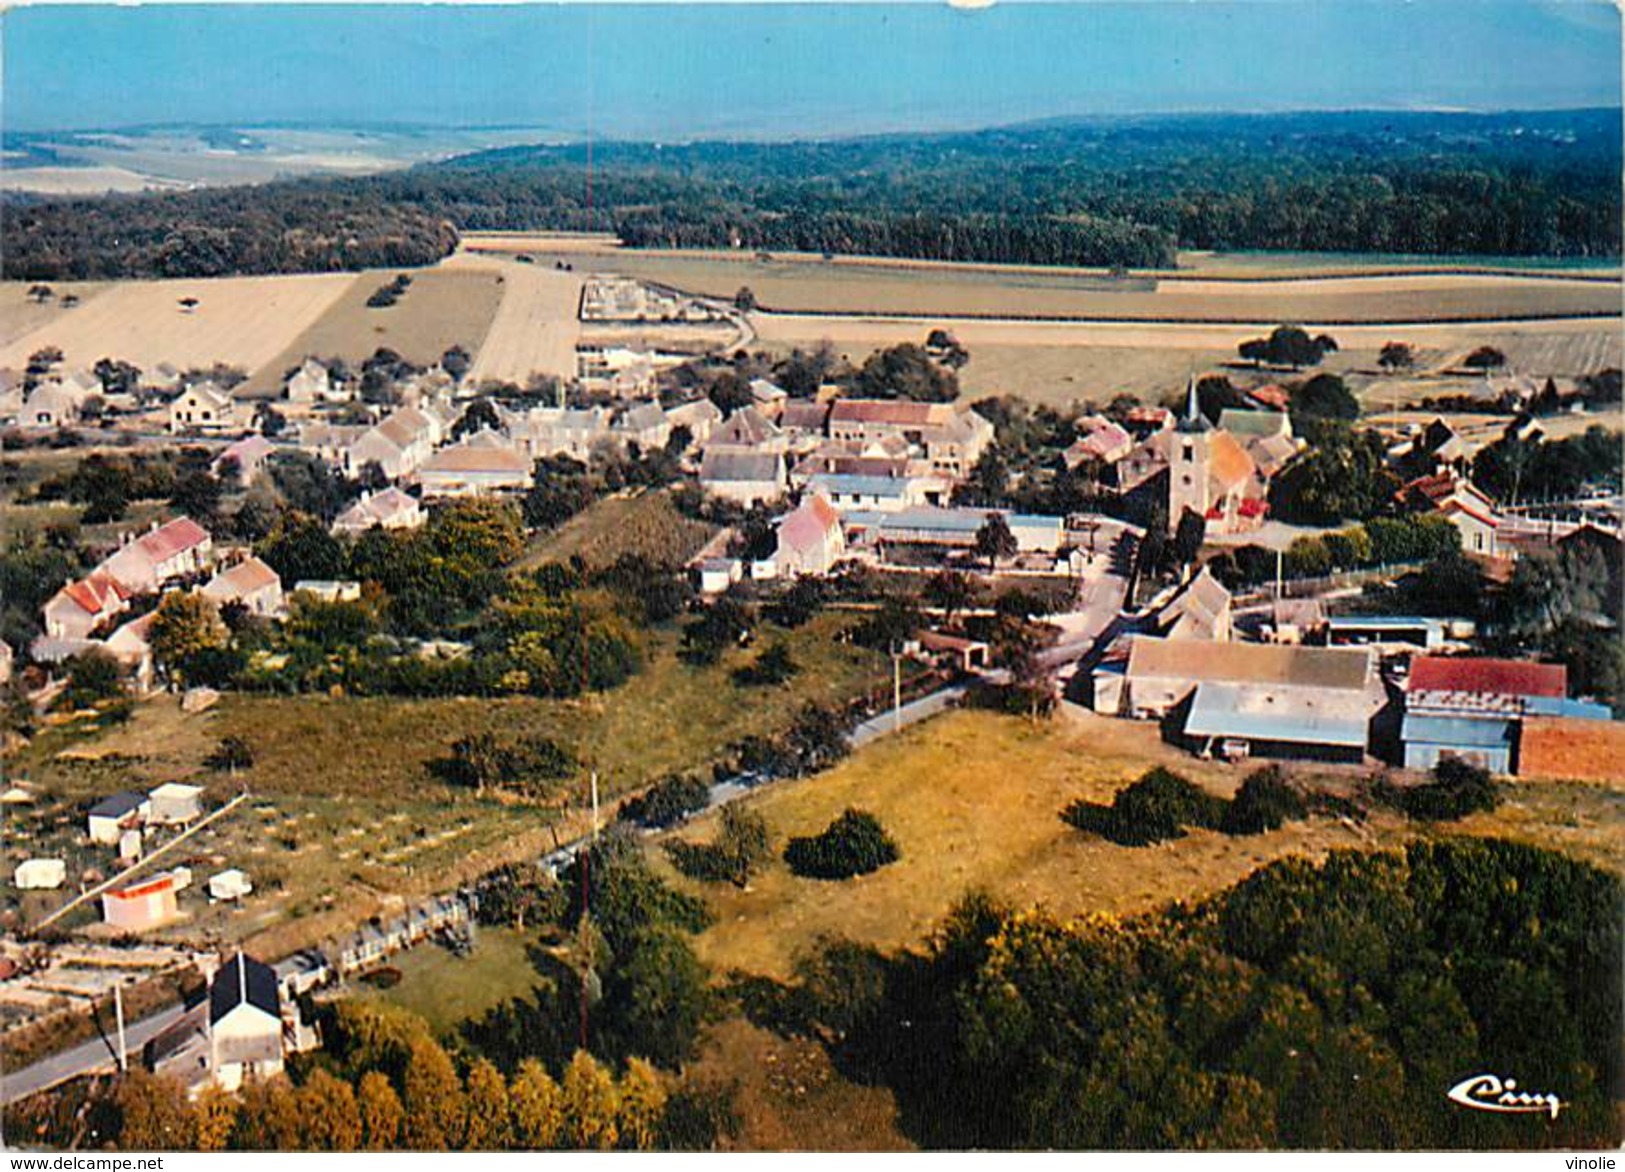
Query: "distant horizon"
4 3 1620 139
8 103 1625 144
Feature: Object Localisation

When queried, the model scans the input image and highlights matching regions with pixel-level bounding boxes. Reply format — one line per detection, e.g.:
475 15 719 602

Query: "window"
1182 442 1194 461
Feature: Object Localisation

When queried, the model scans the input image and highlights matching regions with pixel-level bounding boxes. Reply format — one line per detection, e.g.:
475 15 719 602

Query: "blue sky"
3 2 1620 137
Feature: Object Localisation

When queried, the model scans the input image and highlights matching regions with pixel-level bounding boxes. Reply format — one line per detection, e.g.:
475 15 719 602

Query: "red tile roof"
61 572 130 616
829 400 952 426
1407 656 1566 699
134 517 211 564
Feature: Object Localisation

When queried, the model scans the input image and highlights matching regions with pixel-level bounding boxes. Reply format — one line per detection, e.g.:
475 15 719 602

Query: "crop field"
661 706 1625 979
446 252 584 385
12 615 885 955
0 274 358 377
240 266 505 395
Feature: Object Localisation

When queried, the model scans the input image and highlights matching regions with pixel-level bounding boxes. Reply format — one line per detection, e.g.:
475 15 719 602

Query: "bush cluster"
783 808 899 880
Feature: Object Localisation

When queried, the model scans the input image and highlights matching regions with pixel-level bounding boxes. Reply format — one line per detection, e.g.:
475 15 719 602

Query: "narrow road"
2 1002 188 1104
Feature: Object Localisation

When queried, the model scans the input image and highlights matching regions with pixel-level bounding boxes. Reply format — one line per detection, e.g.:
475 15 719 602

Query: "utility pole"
590 771 600 845
892 645 903 734
114 982 128 1073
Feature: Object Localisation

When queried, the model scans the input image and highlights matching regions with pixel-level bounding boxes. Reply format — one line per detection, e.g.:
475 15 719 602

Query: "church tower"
1167 373 1212 531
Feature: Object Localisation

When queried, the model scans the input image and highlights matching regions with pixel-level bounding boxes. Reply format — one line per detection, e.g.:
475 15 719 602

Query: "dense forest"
3 109 1619 279
782 838 1620 1150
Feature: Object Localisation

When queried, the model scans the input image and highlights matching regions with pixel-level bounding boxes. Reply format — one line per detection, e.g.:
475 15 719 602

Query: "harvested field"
0 274 357 376
559 249 1620 323
459 231 623 257
240 266 504 395
445 252 584 384
0 283 112 348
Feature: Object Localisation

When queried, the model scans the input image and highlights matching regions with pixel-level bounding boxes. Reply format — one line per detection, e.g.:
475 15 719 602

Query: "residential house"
22 380 82 428
695 557 745 595
103 872 180 932
211 435 275 486
709 406 787 454
779 400 833 440
1396 471 1502 557
43 572 131 640
332 488 425 535
664 398 723 449
103 612 159 692
345 406 439 480
773 493 846 577
1147 566 1232 642
298 422 367 467
826 399 993 478
806 472 934 514
169 383 239 435
89 791 152 846
699 449 787 506
285 358 335 404
102 517 213 594
416 431 533 497
1063 418 1134 470
749 378 789 418
201 556 284 617
612 400 672 451
502 405 615 461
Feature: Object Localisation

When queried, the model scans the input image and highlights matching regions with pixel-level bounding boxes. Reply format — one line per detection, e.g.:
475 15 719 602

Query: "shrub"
1387 757 1499 821
664 805 773 887
1220 765 1307 835
784 809 899 880
1063 767 1226 846
732 643 799 687
618 774 711 829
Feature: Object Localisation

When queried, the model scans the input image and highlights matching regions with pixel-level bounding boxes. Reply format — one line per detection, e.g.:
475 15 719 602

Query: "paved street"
2 1002 189 1105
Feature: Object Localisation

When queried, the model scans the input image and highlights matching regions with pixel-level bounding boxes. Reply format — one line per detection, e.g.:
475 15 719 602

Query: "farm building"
87 791 150 844
1182 679 1377 763
148 783 205 826
1326 615 1475 650
332 487 425 535
102 873 181 932
825 399 993 478
1064 418 1134 469
1097 636 1377 724
15 859 66 890
708 406 788 454
201 556 284 617
1518 717 1625 782
806 473 938 514
842 506 1067 555
1402 655 1572 772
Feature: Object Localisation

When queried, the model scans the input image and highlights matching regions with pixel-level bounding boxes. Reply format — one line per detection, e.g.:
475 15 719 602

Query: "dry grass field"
661 706 1624 980
240 266 504 395
0 274 358 376
445 252 584 384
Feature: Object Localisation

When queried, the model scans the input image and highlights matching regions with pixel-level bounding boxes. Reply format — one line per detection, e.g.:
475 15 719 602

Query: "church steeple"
1178 371 1211 433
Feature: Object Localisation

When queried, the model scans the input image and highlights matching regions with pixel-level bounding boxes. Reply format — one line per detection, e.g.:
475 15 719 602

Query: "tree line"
5 109 1617 279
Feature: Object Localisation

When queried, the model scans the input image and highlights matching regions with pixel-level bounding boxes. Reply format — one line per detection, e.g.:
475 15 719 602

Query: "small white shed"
15 859 67 890
209 870 253 902
149 782 205 826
